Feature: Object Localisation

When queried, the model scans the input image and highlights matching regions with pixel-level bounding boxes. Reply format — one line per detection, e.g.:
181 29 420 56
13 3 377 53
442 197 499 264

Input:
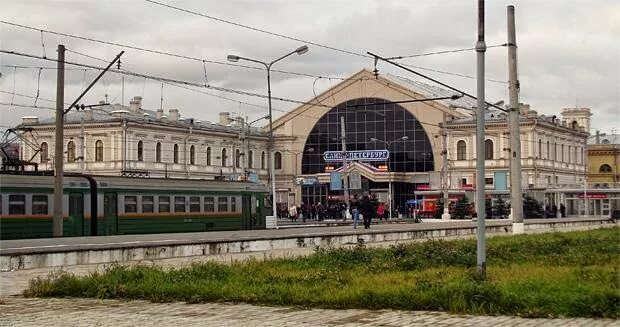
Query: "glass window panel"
9 194 26 215
190 196 201 212
218 197 228 212
124 196 137 213
32 195 48 215
204 196 215 212
158 196 170 213
142 196 154 213
175 196 186 212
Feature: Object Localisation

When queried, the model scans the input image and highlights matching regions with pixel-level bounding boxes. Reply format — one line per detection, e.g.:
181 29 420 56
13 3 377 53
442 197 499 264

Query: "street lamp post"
228 45 309 226
370 136 408 219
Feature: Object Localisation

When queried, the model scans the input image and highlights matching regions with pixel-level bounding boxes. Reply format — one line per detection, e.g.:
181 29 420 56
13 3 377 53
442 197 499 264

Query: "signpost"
323 150 389 162
349 171 362 190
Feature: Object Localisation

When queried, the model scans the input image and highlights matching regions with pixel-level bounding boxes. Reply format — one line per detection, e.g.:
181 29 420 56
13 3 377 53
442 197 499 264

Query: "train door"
242 195 252 230
68 192 84 236
103 193 118 235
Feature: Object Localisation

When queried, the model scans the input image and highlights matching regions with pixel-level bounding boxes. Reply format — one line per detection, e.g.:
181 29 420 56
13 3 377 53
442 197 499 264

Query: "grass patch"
25 227 620 318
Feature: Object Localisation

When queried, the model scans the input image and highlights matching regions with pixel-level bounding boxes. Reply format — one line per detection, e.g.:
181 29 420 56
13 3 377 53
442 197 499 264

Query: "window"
156 142 162 163
9 194 26 215
546 141 550 160
274 152 282 169
261 151 266 169
67 141 75 162
231 197 237 212
174 196 186 212
554 142 557 161
484 139 493 160
456 140 466 160
221 148 227 166
485 178 494 185
568 145 571 163
204 196 214 212
189 196 201 212
248 150 253 168
95 140 103 162
40 142 48 163
190 145 195 165
538 139 542 158
206 147 212 166
235 149 241 168
173 144 179 164
32 195 48 214
142 196 154 213
158 196 170 213
600 164 612 173
137 141 144 162
571 121 578 129
218 197 228 212
561 144 564 162
124 196 137 213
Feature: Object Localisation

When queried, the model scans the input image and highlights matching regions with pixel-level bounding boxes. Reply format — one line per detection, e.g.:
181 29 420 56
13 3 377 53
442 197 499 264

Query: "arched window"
248 150 253 168
261 151 266 169
67 141 75 162
561 144 564 162
546 141 550 159
484 139 493 160
137 141 144 162
554 142 557 161
173 144 179 164
156 142 162 163
568 145 571 163
274 151 282 170
221 148 227 167
599 164 612 173
235 149 241 168
538 139 542 158
206 147 212 165
40 142 48 163
571 121 578 129
95 140 104 162
190 145 195 165
456 140 466 160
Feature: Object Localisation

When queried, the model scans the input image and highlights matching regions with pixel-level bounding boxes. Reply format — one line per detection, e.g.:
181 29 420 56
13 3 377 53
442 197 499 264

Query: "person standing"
361 195 373 229
560 203 566 218
350 196 360 229
377 203 385 221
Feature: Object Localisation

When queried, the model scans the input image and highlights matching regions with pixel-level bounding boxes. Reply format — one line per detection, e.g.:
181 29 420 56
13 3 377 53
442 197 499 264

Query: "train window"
124 196 138 213
231 197 237 212
32 195 48 215
142 196 154 213
9 194 26 215
189 196 200 212
175 196 186 213
159 196 170 213
204 196 214 212
218 197 228 212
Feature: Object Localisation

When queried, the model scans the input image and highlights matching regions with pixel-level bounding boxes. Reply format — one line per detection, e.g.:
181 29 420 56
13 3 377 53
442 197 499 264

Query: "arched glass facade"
299 98 435 208
301 98 434 174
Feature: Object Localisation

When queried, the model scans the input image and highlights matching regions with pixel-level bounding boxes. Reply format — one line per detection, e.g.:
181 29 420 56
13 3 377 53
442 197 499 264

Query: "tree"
434 198 444 219
493 197 509 218
523 195 543 218
453 196 470 219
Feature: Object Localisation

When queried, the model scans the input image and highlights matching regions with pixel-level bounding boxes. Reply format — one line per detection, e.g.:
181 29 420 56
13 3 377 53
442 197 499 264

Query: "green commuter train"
0 173 268 240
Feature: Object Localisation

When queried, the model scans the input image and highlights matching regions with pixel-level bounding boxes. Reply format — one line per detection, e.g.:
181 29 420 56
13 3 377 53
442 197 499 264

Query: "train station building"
16 69 607 217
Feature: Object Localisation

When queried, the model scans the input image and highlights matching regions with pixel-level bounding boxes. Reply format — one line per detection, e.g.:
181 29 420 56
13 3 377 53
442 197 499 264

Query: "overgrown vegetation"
26 228 620 318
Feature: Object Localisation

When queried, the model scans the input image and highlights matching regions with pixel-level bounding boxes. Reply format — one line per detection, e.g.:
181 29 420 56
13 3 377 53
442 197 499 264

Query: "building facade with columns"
18 96 270 181
16 70 601 217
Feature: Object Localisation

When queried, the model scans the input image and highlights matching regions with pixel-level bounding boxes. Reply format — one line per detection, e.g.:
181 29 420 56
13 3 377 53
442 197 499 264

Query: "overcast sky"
1 0 618 135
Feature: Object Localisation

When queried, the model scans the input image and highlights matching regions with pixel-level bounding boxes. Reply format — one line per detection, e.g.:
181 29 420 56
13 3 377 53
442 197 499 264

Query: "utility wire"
389 44 507 60
0 20 344 80
145 0 369 58
0 49 334 109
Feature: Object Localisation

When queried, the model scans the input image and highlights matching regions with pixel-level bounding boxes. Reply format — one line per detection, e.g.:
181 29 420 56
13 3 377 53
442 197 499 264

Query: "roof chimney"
169 109 179 121
219 112 231 125
21 116 39 125
129 96 142 112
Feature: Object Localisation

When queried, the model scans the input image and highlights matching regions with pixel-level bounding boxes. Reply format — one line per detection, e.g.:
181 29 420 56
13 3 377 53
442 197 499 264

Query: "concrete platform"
1 217 615 271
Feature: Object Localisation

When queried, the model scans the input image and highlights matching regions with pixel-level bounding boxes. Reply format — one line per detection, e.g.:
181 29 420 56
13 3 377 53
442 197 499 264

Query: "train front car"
0 174 268 240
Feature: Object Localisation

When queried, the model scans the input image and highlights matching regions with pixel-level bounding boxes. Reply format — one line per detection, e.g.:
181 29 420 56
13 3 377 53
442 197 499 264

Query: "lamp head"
401 136 409 141
227 55 240 62
370 138 378 142
295 45 309 55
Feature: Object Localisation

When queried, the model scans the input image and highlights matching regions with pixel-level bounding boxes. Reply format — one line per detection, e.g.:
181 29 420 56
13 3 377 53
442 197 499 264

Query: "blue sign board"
330 172 342 190
494 171 508 190
323 150 389 162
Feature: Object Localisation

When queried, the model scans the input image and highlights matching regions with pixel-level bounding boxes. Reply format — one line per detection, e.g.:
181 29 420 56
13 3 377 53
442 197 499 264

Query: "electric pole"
475 0 487 279
53 44 65 237
441 112 451 220
508 5 524 232
340 115 350 217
